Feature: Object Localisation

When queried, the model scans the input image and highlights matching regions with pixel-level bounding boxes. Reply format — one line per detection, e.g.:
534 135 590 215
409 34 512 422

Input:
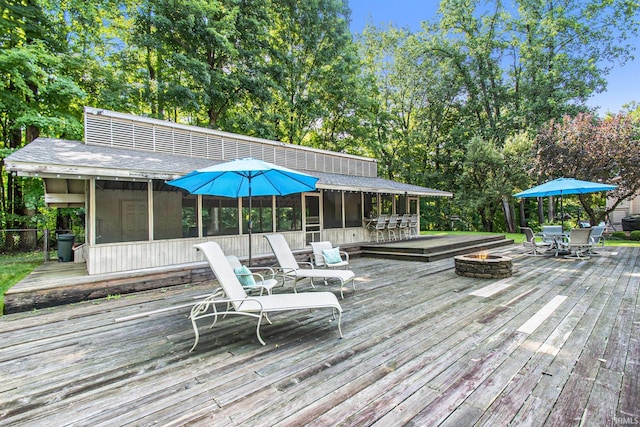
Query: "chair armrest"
275 267 297 277
298 261 314 269
234 270 263 283
340 251 349 262
248 266 276 280
531 236 549 245
192 295 265 313
311 253 325 266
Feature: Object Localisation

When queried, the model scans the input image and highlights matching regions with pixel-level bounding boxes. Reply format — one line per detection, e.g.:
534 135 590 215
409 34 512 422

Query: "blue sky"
348 0 639 115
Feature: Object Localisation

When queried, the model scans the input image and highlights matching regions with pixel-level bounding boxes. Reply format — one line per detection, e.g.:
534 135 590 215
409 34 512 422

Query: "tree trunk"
502 196 516 233
8 128 25 228
518 198 526 228
537 197 544 224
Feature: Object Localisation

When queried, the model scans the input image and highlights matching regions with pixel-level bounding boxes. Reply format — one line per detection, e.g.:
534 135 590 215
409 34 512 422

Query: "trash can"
57 234 75 262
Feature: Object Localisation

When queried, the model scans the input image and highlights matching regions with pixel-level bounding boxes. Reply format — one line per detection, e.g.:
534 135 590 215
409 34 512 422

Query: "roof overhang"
43 178 86 207
6 138 453 198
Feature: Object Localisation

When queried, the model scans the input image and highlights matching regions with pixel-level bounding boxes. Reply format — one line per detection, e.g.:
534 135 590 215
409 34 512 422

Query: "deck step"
362 238 515 262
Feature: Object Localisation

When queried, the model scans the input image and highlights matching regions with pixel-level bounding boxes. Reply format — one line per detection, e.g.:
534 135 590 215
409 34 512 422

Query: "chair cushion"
234 265 256 287
322 247 342 264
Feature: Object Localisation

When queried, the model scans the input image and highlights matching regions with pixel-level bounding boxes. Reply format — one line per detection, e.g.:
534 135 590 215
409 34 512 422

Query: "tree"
532 112 640 225
513 0 639 128
457 133 532 232
125 0 271 126
356 23 463 191
0 0 85 228
259 0 360 146
413 0 639 230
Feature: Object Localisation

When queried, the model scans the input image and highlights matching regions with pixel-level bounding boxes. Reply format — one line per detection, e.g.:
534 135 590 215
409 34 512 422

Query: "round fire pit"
454 253 513 279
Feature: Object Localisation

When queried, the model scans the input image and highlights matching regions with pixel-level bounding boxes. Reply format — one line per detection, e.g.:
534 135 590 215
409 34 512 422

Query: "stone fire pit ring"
454 253 513 279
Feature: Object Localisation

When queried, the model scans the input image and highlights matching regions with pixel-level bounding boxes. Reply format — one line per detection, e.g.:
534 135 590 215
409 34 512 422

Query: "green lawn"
0 252 44 313
422 230 640 246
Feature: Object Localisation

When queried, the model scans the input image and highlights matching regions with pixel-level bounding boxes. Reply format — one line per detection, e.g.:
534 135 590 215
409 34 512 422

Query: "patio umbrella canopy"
167 157 319 264
513 177 617 228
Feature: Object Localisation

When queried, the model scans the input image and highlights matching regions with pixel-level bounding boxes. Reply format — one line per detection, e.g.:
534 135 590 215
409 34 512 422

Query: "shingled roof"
6 138 452 197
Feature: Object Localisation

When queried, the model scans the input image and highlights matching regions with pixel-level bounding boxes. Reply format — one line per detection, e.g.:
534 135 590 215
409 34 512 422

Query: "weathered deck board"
0 245 638 426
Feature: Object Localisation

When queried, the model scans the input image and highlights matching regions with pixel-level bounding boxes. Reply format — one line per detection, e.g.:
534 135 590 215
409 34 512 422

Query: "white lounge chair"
190 241 342 351
310 241 349 269
225 255 280 295
520 227 552 256
264 234 356 299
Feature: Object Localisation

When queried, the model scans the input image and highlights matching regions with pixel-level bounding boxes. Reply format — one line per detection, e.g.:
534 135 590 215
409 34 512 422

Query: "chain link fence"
1 229 52 261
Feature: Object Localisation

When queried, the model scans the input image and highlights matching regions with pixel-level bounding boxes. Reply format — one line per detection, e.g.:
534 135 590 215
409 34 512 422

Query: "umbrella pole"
560 193 564 230
248 183 252 266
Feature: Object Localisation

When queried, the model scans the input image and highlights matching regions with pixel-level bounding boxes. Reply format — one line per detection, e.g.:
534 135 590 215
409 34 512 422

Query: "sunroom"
5 107 452 274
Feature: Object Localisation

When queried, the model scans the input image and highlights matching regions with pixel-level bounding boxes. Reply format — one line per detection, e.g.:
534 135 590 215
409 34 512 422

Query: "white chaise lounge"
190 242 343 351
264 234 356 299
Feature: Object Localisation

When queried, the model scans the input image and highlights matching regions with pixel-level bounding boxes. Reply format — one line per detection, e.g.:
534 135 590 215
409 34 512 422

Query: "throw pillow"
322 247 342 264
234 265 256 287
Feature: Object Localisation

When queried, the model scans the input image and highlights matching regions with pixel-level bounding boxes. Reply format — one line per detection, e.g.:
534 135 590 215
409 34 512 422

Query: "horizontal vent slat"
83 110 376 177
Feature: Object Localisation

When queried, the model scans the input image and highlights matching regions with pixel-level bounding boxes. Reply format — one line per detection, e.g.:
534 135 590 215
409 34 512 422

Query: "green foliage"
611 231 628 240
455 133 533 231
630 231 640 241
2 0 640 235
533 112 640 224
258 0 361 147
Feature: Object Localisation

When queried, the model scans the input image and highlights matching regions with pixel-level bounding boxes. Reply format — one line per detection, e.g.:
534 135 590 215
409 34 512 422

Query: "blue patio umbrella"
513 177 616 227
167 158 318 264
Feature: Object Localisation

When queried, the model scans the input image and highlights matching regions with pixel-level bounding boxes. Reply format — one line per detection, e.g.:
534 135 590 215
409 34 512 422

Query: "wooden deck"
4 234 512 314
1 244 638 426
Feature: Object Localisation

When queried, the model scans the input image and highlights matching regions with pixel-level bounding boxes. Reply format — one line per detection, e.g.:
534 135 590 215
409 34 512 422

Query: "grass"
422 230 640 246
0 252 44 313
423 230 528 244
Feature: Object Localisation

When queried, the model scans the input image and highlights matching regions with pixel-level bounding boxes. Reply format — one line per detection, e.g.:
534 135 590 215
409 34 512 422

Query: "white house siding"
86 228 370 274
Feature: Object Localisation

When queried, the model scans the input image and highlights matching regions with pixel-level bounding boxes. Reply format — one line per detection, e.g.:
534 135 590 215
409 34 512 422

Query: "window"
396 195 407 215
323 190 343 229
276 194 302 231
381 194 393 215
364 193 378 218
344 192 362 227
409 197 418 214
202 196 238 236
152 181 197 239
181 195 198 237
243 196 273 233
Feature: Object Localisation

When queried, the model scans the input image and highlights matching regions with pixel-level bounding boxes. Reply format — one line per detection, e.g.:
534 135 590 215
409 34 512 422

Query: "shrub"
611 231 628 240
630 230 640 241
